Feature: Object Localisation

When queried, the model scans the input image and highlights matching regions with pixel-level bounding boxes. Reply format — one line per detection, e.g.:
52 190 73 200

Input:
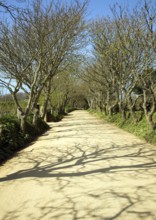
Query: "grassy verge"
89 110 156 144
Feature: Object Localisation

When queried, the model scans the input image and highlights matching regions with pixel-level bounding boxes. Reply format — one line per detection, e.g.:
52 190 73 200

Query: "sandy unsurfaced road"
0 110 156 220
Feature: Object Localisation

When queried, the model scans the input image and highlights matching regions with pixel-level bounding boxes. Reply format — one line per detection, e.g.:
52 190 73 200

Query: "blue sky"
87 0 139 19
4 0 142 20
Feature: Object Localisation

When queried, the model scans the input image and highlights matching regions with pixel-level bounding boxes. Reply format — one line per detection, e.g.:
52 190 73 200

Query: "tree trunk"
127 93 138 123
20 116 26 133
33 104 40 126
108 106 113 117
146 114 156 130
129 106 138 123
118 102 126 120
102 103 107 115
143 90 156 130
138 111 144 122
17 107 27 133
41 99 49 122
121 109 126 120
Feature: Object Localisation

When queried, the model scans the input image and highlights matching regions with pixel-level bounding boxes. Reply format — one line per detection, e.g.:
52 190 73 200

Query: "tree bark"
143 90 156 130
32 104 40 126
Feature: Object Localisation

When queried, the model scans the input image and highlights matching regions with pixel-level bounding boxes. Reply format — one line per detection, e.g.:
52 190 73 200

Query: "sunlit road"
0 110 156 220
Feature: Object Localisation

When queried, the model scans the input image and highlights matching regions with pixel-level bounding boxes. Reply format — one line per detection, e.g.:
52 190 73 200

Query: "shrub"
48 110 64 122
0 115 25 161
0 115 49 163
35 117 50 134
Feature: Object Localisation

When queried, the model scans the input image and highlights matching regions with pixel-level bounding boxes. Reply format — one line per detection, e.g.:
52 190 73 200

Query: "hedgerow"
0 115 49 163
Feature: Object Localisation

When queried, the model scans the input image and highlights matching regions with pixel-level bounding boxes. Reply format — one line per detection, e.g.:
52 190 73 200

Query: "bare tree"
86 0 156 129
0 0 88 132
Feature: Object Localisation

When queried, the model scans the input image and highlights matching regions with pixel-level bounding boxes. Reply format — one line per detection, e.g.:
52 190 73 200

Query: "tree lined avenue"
0 1 156 219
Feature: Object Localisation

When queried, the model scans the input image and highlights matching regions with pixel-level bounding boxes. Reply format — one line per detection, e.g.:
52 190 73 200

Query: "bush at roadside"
0 115 49 163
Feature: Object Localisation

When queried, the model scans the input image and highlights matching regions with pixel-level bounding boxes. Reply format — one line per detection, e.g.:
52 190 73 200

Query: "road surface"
0 110 156 220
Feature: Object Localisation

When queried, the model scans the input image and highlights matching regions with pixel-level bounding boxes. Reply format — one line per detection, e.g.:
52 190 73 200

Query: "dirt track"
0 110 156 220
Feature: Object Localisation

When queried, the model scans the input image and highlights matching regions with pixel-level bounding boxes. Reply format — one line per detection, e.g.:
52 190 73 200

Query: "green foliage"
0 115 49 163
0 115 18 124
132 85 143 95
36 117 49 134
0 102 16 116
65 106 77 113
0 115 25 161
23 118 49 142
50 91 64 108
90 110 156 144
144 131 156 144
0 100 27 116
50 110 65 122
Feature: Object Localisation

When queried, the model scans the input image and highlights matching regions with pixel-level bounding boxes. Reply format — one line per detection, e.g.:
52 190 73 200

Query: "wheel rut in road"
0 110 156 220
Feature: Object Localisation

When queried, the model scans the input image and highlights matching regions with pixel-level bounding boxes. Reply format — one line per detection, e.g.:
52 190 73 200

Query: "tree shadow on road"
1 142 156 219
1 143 156 181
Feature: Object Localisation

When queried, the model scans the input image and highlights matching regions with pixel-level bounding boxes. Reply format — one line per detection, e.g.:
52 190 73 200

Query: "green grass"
89 110 156 144
0 101 27 116
0 102 16 115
